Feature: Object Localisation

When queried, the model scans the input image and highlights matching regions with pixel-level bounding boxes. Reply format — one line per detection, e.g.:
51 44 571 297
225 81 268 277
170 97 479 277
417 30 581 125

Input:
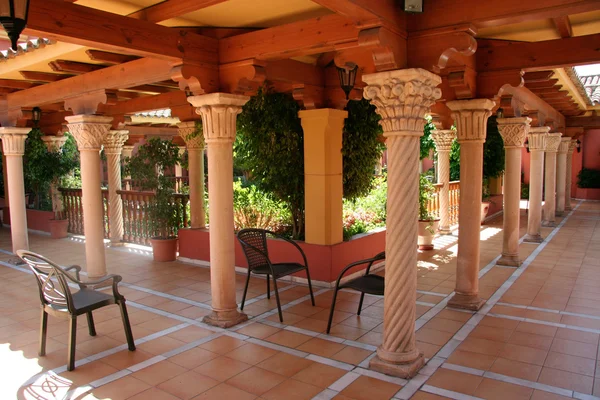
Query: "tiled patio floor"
0 201 599 399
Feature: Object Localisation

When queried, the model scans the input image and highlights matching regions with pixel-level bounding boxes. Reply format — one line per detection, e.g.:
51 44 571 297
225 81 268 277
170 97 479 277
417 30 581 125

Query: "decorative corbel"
477 69 524 99
498 95 526 118
357 27 407 72
64 89 110 115
446 67 476 99
219 59 266 95
171 63 219 95
293 84 325 110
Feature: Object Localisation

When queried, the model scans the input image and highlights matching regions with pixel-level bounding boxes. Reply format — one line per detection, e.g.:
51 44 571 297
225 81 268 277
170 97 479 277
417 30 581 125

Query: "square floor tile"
226 366 286 396
292 362 347 388
257 352 314 377
158 370 220 399
339 375 402 400
194 356 252 381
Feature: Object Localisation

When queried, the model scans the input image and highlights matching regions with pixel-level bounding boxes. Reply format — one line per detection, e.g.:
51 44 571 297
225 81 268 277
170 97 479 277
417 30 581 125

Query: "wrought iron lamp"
496 108 504 118
336 63 358 100
0 0 30 51
31 106 41 128
403 0 423 13
576 139 581 153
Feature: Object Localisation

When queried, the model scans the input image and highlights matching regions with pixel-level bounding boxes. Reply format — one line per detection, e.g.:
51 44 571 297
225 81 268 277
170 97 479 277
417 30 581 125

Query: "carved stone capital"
446 99 496 143
188 93 249 144
122 145 134 159
568 139 578 154
497 117 531 148
545 132 563 153
363 68 442 138
431 129 456 152
178 121 205 150
0 127 30 156
65 115 113 151
558 137 571 154
103 130 129 155
42 135 68 152
527 126 550 152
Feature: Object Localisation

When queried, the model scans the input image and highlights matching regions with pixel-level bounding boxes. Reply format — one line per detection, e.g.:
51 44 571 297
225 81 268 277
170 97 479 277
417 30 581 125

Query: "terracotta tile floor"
0 200 598 399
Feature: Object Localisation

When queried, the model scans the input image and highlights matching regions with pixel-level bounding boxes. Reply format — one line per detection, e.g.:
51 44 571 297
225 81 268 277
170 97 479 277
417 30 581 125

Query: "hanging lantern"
32 106 41 127
336 63 358 100
0 0 30 51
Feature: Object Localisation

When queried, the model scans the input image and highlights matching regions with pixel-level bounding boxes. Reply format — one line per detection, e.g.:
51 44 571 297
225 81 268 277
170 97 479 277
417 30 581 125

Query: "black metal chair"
17 250 136 371
326 251 385 334
237 228 315 322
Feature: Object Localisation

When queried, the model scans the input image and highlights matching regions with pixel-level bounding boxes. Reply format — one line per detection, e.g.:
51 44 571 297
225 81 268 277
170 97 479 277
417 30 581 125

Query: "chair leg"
357 293 365 316
39 309 48 357
86 312 96 336
326 287 340 334
119 301 136 351
67 317 77 371
272 276 283 322
240 270 251 311
266 275 270 299
305 267 315 306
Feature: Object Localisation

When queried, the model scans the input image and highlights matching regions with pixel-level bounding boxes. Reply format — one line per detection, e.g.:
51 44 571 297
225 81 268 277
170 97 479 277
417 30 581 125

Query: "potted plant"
418 173 439 250
126 138 182 262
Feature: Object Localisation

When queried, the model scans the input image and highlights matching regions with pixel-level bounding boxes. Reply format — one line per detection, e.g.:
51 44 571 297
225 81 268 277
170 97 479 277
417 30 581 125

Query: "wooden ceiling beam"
86 50 139 65
527 87 562 95
25 0 218 64
310 0 404 28
553 16 573 38
19 71 73 82
0 79 40 90
49 60 105 74
525 79 559 89
129 0 229 23
219 14 362 64
99 91 189 116
265 60 325 87
407 0 600 31
122 85 177 94
523 71 554 83
566 114 600 128
477 34 600 72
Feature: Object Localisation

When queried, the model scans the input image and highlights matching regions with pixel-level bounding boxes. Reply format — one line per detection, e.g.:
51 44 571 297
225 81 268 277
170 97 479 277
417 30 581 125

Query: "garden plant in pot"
418 173 439 250
481 178 492 225
126 138 182 262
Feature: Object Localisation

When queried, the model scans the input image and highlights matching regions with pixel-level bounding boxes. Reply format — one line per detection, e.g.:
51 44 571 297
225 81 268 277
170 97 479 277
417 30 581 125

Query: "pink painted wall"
521 148 531 184
582 129 600 170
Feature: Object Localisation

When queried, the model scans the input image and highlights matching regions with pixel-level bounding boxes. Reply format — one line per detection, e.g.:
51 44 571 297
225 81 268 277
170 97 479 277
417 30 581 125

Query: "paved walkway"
0 200 598 399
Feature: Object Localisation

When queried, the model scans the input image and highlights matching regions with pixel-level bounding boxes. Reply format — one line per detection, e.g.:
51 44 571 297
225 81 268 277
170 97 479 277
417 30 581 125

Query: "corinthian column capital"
188 93 249 144
103 130 129 155
567 138 578 154
446 99 496 143
65 115 112 151
557 137 571 154
545 132 563 153
363 68 442 138
42 135 69 152
527 126 550 152
0 127 30 156
178 121 205 149
431 129 456 152
497 117 531 148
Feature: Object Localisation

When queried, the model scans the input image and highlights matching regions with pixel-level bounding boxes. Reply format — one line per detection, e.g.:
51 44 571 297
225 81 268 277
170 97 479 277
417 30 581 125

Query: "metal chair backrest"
365 251 386 275
17 250 77 314
237 228 271 271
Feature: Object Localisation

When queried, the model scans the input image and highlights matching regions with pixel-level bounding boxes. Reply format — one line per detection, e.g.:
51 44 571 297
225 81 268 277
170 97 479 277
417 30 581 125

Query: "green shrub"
419 173 436 221
233 180 292 234
577 168 600 188
342 174 387 240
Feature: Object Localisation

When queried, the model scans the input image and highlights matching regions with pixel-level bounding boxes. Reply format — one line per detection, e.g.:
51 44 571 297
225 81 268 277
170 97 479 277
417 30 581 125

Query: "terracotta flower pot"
418 220 439 250
150 237 178 262
481 201 491 225
49 219 69 239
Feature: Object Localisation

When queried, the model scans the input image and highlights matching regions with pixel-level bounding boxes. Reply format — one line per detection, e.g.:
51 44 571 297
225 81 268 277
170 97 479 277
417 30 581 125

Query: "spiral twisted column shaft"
122 145 134 190
431 130 456 234
42 136 69 218
524 127 549 243
497 117 530 267
446 99 495 311
363 68 442 378
542 133 562 227
555 138 570 216
565 139 577 211
104 130 129 245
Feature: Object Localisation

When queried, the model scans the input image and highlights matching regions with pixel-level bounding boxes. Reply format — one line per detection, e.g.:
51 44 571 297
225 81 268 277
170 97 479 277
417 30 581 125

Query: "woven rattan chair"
17 250 136 371
237 228 315 322
326 251 385 334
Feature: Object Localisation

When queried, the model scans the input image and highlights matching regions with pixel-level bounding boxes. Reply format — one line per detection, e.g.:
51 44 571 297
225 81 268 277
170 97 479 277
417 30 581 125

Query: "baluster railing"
449 181 460 227
58 188 110 237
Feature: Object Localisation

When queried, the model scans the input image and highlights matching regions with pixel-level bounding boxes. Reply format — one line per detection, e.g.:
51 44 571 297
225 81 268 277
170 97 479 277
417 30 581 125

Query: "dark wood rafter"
552 15 573 38
49 60 105 74
19 71 74 82
86 50 139 64
128 0 229 23
523 71 554 83
0 79 40 89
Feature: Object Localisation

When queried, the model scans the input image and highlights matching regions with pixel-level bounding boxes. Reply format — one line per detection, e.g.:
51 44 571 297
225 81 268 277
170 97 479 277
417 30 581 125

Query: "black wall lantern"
403 0 424 13
336 63 358 100
0 0 30 51
576 139 581 153
31 106 41 127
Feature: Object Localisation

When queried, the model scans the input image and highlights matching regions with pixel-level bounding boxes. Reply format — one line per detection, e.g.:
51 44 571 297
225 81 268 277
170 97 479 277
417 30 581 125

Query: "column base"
523 234 544 243
447 293 485 311
7 256 25 265
203 310 248 328
438 227 452 235
542 221 556 227
496 254 521 267
555 211 564 217
109 241 125 247
369 352 424 379
565 206 572 211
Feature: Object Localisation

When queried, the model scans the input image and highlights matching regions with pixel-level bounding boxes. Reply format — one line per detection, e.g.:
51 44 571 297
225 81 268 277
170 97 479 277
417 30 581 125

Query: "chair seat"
48 289 115 314
251 262 306 278
340 275 385 296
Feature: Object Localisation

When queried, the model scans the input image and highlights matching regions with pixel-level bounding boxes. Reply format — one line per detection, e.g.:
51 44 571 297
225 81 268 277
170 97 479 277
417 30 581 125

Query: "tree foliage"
420 116 437 161
483 116 505 180
449 139 460 181
342 98 385 200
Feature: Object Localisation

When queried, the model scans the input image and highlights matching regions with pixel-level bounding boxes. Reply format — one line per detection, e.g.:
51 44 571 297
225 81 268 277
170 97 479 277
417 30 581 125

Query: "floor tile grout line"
486 312 600 335
495 301 600 321
420 384 486 400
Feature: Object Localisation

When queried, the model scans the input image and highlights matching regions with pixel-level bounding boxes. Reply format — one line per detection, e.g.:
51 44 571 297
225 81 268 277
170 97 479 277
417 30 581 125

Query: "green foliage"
342 99 385 200
482 177 491 201
577 168 600 188
235 88 305 238
233 180 292 233
449 139 461 181
419 173 436 221
420 115 437 161
125 138 182 238
483 116 505 180
521 182 530 200
342 174 387 240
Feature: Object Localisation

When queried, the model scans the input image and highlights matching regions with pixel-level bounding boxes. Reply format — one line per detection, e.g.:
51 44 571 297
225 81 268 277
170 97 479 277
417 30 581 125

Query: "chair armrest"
267 231 309 269
63 265 82 280
334 252 386 291
78 274 124 299
237 238 277 276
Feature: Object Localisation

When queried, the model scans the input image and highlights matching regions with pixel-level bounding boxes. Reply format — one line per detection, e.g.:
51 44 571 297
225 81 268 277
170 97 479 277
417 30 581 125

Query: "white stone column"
523 127 548 243
430 129 456 234
188 93 249 328
565 139 577 211
122 145 134 191
0 128 30 253
542 133 562 227
66 115 112 278
555 137 570 216
104 130 129 245
497 117 530 267
179 122 206 229
42 135 69 219
363 69 442 378
447 99 496 311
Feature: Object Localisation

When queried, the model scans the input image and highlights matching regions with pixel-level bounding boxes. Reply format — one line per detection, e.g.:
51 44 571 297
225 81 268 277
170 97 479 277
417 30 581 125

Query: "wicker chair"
326 251 385 334
237 228 315 322
17 250 136 371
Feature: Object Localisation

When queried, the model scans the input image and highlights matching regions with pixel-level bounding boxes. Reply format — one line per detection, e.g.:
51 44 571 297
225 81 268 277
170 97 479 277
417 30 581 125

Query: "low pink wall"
487 194 504 217
574 188 600 201
26 209 54 232
178 228 386 283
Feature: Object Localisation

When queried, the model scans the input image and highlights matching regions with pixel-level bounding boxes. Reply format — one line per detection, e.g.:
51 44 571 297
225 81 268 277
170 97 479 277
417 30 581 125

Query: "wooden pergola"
1 0 600 379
